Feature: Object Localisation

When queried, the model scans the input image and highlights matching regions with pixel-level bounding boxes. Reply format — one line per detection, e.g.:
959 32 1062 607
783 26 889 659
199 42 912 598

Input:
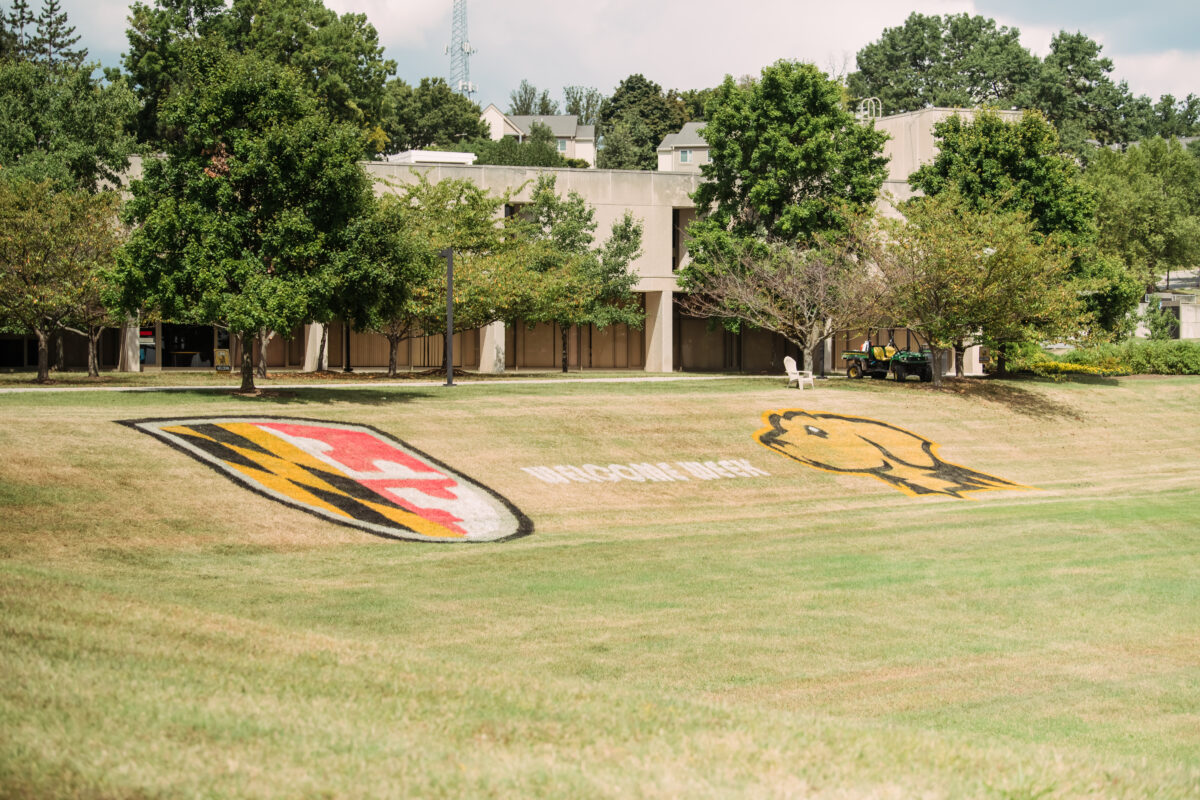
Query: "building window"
679 149 692 163
557 139 567 152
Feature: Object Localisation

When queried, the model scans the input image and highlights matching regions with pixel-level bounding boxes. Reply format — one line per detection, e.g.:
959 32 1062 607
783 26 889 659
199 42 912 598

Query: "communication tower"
445 0 477 99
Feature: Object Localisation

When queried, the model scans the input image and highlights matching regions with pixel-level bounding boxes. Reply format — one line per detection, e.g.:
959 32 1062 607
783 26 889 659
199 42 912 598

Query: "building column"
302 323 328 372
478 321 505 373
964 344 983 376
644 290 674 372
118 315 140 372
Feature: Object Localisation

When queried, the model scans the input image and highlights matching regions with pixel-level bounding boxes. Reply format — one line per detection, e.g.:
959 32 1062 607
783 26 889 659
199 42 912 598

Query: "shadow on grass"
157 387 436 406
934 377 1085 420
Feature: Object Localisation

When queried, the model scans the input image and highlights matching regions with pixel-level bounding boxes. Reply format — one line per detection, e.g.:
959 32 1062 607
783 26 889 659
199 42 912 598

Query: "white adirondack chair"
783 356 815 390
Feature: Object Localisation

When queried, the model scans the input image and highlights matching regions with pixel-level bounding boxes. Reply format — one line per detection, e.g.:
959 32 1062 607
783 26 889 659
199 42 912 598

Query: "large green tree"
1084 137 1200 292
872 191 1084 386
114 45 376 393
521 174 644 372
1031 31 1135 150
379 76 487 154
908 109 1141 336
847 12 1039 114
363 174 529 376
0 58 137 192
691 60 889 251
0 179 123 381
123 0 395 151
597 74 686 170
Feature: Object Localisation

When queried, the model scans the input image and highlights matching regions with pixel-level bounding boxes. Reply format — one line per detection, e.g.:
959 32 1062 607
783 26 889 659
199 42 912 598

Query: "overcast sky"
55 0 1200 110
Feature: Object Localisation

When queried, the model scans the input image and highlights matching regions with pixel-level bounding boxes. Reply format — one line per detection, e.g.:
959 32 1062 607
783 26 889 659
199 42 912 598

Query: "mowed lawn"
1 374 1197 799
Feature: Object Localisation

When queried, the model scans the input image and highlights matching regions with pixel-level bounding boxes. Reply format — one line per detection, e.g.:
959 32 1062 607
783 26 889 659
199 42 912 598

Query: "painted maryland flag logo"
120 417 532 542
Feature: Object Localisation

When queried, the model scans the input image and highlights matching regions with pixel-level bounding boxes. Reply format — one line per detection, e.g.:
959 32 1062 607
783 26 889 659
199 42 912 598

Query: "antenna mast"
446 0 477 99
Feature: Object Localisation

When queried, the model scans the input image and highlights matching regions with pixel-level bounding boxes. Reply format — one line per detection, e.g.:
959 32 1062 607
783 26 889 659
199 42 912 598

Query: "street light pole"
441 247 454 386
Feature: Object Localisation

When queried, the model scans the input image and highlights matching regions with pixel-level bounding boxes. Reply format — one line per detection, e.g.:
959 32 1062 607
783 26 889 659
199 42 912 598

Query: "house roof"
508 114 589 139
657 121 707 151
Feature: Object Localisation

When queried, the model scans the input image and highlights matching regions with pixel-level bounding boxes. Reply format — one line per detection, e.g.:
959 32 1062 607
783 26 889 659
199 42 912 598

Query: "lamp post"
441 247 454 386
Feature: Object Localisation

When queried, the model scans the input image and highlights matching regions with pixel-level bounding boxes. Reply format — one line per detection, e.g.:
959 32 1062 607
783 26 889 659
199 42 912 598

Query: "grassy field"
1 374 1198 798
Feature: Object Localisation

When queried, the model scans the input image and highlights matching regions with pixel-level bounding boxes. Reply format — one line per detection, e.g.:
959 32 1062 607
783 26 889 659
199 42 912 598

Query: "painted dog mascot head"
754 409 1029 498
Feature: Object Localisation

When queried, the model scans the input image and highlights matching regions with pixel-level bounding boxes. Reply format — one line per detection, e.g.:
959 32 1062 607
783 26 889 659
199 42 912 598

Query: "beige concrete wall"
364 163 700 289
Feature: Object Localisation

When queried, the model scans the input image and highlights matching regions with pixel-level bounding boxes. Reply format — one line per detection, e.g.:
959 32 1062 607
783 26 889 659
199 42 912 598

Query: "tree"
691 60 889 250
847 12 1039 114
674 87 716 121
380 76 488 154
597 74 686 170
508 79 557 116
30 0 85 67
114 45 376 393
521 175 644 372
0 180 122 381
456 120 571 168
123 0 395 150
363 175 528 377
595 111 650 170
1084 137 1200 291
0 58 138 192
908 109 1142 337
1031 31 1135 150
3 0 35 59
563 85 603 125
679 231 883 372
872 191 1084 387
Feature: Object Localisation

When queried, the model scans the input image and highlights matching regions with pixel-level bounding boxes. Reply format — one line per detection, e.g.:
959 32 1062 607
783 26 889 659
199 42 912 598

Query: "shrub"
1056 340 1200 375
1028 361 1128 380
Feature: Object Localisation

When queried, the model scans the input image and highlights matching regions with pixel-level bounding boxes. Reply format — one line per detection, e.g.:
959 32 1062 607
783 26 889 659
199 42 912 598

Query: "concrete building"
0 107 1035 377
480 104 597 167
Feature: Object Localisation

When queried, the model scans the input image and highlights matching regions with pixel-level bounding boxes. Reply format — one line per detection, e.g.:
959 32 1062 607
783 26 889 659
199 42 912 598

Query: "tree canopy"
379 76 487 154
0 57 137 192
872 191 1084 386
691 60 889 251
520 174 644 372
123 0 395 152
848 12 1038 113
114 44 376 392
0 179 123 381
597 74 686 170
1084 137 1200 291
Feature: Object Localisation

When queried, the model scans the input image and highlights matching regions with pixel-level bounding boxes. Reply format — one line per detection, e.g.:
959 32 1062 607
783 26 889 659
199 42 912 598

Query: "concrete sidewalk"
0 373 784 394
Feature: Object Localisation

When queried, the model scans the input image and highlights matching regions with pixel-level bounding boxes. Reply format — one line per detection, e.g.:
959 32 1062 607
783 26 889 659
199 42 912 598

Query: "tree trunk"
997 345 1008 377
387 334 401 378
87 325 101 378
35 328 50 383
255 328 274 378
238 335 256 393
52 330 64 372
928 345 946 388
316 325 328 371
954 340 965 378
560 325 569 373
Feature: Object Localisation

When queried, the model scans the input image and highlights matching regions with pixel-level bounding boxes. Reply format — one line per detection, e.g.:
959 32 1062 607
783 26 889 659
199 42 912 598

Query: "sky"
52 0 1200 111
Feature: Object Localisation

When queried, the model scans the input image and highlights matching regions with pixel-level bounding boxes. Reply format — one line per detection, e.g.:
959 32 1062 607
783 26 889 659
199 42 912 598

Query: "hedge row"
1057 340 1200 375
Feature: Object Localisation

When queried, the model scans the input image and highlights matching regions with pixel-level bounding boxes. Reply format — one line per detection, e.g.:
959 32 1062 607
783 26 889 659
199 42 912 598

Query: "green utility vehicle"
842 334 933 382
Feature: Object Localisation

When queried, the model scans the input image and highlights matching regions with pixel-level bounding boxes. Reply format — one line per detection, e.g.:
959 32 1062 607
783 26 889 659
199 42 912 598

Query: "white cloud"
324 0 447 48
1114 50 1200 99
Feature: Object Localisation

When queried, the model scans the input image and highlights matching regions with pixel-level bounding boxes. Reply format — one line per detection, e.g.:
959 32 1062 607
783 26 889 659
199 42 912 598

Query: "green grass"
1 375 1198 798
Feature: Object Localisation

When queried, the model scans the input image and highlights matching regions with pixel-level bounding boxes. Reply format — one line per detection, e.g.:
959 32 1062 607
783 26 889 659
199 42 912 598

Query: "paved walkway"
0 373 784 394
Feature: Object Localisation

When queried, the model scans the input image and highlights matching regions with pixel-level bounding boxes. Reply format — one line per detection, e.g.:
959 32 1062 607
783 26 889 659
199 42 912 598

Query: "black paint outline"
117 415 534 544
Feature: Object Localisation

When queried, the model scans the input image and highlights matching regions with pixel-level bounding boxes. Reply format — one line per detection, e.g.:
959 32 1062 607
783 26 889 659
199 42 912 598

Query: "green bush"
1057 340 1200 375
1028 361 1128 380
